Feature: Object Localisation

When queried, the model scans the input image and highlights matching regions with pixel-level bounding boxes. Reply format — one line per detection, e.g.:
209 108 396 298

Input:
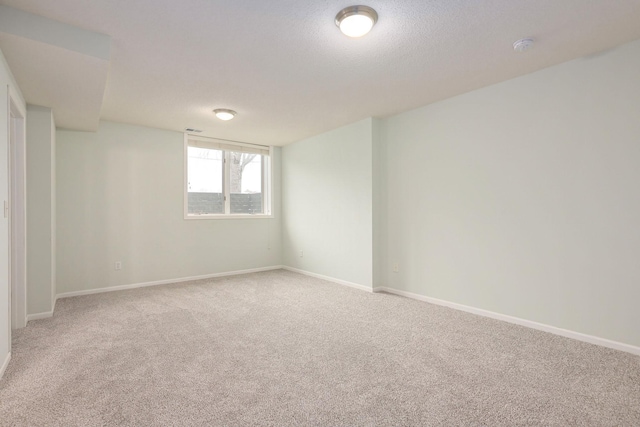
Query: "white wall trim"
0 352 10 380
26 311 54 321
25 292 58 323
56 266 285 300
282 266 373 293
373 287 640 356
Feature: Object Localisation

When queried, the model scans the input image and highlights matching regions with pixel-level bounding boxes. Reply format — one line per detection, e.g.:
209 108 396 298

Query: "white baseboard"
26 296 58 323
0 352 10 380
26 311 54 321
56 265 285 300
282 266 373 293
373 287 640 356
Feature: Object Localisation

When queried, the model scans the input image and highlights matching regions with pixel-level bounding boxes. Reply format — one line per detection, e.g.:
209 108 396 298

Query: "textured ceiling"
1 0 640 145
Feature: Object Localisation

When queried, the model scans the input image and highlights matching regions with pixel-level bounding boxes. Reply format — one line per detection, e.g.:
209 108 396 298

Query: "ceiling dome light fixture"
213 109 237 121
335 5 378 38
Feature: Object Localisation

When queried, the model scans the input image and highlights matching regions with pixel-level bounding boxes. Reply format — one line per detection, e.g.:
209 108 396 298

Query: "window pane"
230 152 263 214
187 147 224 214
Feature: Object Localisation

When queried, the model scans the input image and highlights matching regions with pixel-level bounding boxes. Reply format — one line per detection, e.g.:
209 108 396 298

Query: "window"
185 135 272 218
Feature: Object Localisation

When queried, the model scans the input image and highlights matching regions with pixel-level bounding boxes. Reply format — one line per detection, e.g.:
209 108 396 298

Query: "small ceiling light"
513 38 534 52
335 5 378 38
213 109 237 121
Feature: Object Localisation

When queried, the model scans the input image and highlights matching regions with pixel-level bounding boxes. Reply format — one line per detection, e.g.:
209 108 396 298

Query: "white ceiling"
1 0 640 145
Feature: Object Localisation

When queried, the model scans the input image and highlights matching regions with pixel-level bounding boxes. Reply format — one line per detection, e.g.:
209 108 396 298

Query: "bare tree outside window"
186 139 270 216
230 152 257 193
229 152 263 214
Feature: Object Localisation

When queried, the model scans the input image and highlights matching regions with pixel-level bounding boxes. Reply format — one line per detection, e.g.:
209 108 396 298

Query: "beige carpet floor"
0 269 639 426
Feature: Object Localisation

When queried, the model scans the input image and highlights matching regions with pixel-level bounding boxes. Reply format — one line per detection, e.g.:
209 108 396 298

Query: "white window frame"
184 134 273 219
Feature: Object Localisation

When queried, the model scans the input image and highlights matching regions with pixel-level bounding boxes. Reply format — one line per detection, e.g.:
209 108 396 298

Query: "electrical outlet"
299 250 304 258
393 262 399 273
115 261 122 270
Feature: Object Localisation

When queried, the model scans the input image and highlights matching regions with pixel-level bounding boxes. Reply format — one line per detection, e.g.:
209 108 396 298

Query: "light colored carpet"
0 269 639 426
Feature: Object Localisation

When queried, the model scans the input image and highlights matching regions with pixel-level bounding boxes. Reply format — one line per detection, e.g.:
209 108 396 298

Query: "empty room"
1 1 639 425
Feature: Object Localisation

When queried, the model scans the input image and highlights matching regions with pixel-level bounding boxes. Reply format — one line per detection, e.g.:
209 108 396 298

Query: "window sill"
184 214 274 220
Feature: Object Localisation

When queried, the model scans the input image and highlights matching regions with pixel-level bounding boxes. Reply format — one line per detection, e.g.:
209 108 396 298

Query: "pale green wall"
279 39 640 348
282 118 373 288
381 39 640 347
371 118 386 289
26 105 56 315
56 122 282 293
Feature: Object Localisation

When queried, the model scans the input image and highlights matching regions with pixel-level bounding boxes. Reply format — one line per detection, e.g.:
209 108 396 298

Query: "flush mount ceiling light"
335 5 378 38
213 109 237 121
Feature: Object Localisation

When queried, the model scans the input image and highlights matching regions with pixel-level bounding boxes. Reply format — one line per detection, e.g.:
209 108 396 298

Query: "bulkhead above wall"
0 5 111 132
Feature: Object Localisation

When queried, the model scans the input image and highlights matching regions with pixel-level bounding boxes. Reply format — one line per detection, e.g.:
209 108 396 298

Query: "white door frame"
8 86 26 331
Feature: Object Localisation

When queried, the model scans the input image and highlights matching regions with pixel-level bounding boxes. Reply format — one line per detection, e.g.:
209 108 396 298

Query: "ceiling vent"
185 128 203 133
